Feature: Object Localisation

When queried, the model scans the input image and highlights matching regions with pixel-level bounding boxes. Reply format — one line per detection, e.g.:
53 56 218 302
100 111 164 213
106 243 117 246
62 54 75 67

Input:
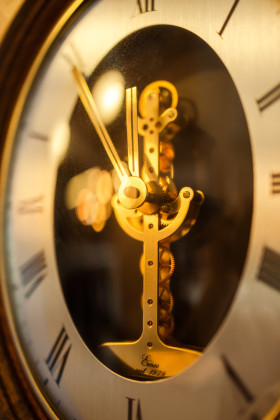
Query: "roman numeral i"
218 0 240 37
257 83 280 112
222 355 255 404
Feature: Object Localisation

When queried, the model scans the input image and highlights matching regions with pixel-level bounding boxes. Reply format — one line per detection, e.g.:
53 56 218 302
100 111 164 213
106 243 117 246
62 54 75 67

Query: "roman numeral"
257 247 280 292
222 355 255 404
29 131 48 141
18 196 44 214
137 0 155 14
46 326 72 386
126 397 143 420
20 250 47 298
272 173 280 194
218 0 240 37
257 83 280 112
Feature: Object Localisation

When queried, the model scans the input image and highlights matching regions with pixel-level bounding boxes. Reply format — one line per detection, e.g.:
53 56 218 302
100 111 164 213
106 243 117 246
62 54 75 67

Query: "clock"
0 0 280 419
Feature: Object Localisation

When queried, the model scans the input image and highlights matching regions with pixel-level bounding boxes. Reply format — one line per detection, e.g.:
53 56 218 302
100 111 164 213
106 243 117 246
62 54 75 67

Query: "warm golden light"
50 121 70 163
65 167 114 232
92 70 125 124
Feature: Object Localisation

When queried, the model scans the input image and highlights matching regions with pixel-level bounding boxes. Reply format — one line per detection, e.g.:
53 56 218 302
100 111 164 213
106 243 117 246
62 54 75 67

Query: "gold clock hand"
72 66 128 182
126 86 139 177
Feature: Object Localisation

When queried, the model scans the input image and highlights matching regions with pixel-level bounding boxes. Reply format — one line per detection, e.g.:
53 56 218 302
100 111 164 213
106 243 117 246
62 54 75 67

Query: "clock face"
0 1 280 419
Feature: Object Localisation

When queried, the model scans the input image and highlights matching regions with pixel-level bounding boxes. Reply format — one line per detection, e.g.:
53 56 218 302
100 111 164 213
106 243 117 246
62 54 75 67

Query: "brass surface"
102 82 204 378
126 86 139 177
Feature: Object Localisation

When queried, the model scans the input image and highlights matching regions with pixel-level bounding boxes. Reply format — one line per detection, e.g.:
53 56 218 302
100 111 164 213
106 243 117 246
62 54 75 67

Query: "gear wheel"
159 247 175 279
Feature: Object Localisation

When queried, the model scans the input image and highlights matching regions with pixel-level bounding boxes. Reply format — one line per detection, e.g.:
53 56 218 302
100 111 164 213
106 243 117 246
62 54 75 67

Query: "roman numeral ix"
45 326 72 386
20 250 47 298
257 247 280 292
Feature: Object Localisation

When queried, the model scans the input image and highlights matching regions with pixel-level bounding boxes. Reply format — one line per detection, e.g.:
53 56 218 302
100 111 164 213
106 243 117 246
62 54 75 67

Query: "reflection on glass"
65 167 113 232
92 70 125 124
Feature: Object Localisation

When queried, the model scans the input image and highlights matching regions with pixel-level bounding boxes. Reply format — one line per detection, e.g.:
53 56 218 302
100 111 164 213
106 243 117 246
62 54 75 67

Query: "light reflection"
92 70 125 124
65 167 114 232
50 121 70 163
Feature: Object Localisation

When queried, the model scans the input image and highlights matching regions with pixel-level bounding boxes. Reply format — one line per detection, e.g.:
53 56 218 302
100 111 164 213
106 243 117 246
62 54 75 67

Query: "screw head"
183 190 190 199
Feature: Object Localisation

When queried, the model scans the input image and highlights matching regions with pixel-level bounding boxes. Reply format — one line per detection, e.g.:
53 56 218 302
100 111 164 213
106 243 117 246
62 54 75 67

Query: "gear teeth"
159 247 175 279
157 246 175 341
169 291 174 311
159 217 175 228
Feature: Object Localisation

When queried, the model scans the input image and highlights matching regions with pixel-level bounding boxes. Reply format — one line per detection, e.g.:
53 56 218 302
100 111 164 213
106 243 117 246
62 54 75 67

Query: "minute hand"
72 66 128 182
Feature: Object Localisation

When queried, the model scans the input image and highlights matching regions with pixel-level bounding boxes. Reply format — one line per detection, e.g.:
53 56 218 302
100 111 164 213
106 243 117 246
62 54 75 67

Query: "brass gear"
159 247 175 279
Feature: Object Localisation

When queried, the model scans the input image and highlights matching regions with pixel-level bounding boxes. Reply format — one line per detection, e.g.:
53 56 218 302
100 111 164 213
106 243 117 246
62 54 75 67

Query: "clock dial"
0 0 280 419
